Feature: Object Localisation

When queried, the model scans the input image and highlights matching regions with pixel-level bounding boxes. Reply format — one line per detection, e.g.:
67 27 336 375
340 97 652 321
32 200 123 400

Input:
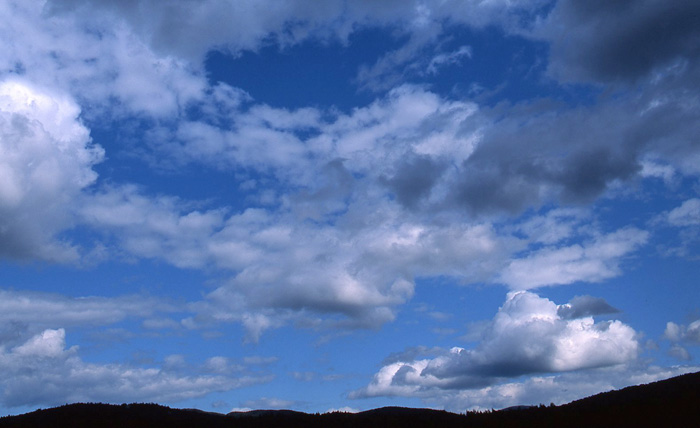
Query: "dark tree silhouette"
1 371 698 428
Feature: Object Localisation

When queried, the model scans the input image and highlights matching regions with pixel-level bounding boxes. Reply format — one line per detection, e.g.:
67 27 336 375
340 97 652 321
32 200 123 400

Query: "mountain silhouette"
0 371 697 428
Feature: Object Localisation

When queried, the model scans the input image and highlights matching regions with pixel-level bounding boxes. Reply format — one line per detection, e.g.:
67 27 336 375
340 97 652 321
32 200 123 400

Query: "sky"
0 0 699 416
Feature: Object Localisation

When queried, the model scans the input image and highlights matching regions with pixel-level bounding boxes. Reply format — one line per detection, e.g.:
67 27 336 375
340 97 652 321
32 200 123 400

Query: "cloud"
325 406 359 414
46 0 545 64
382 154 447 208
353 291 639 401
239 397 297 410
355 22 443 92
668 199 700 227
0 328 271 408
0 78 103 262
664 320 700 345
76 167 650 340
668 344 691 361
192 214 519 338
513 208 589 245
499 228 648 289
0 289 176 344
426 46 472 75
556 295 620 320
536 0 700 85
80 185 227 268
0 1 206 119
660 198 700 258
429 364 700 411
0 0 685 346
46 0 347 61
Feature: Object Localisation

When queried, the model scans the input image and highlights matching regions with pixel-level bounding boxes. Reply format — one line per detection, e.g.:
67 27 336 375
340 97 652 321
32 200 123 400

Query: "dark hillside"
0 371 697 428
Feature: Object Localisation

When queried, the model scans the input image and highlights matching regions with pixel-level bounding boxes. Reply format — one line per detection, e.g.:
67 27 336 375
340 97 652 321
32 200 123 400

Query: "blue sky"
0 0 699 415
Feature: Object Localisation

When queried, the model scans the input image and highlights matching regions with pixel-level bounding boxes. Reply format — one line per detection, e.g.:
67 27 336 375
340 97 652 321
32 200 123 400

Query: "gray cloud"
539 0 700 85
557 295 620 320
665 320 700 345
383 154 446 208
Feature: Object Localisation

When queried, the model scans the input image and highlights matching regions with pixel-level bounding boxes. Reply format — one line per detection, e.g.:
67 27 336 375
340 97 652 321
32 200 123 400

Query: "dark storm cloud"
557 295 620 320
542 0 700 84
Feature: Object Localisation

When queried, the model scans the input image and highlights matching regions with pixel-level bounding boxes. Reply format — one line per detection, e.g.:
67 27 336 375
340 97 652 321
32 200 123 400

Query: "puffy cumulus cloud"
0 328 272 408
0 78 103 262
499 227 648 289
353 292 639 400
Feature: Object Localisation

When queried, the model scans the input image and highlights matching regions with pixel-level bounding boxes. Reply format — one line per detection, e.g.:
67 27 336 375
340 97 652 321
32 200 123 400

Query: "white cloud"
155 85 478 194
0 289 175 340
0 0 665 346
664 320 700 345
12 329 71 358
426 45 472 75
45 0 544 63
0 1 205 119
239 397 296 410
668 198 700 227
353 291 639 400
499 228 649 289
639 158 676 184
0 328 271 408
0 78 103 261
193 210 518 337
513 208 589 245
76 170 650 340
80 185 226 268
325 406 359 414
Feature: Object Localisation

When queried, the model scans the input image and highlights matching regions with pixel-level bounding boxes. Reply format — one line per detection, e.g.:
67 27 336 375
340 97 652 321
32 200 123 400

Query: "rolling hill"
0 371 697 428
